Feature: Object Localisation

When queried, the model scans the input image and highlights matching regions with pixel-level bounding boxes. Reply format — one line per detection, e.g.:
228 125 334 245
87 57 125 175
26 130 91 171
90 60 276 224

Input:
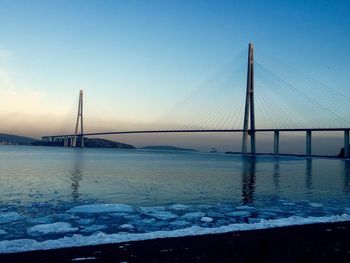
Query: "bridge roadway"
42 128 350 157
42 127 350 139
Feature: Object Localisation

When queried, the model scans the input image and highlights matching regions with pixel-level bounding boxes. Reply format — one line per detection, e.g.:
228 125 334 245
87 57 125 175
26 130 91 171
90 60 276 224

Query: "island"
0 133 37 145
140 146 197 152
31 137 135 149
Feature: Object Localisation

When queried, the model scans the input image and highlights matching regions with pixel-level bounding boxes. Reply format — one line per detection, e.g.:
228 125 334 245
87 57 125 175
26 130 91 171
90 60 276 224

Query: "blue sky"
0 0 350 150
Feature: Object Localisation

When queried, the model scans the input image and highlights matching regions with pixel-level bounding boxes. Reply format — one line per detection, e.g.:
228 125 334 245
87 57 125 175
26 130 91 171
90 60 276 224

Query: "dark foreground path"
1 221 350 263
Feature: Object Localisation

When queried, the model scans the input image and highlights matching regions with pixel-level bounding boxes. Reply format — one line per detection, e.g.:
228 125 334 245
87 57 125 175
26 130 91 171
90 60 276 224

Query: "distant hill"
31 137 135 149
0 133 38 145
141 146 197 152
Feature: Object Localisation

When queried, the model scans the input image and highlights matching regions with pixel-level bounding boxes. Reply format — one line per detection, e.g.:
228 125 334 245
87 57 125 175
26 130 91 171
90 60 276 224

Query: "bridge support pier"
242 43 255 154
274 130 279 155
306 130 312 156
64 137 68 147
344 130 349 158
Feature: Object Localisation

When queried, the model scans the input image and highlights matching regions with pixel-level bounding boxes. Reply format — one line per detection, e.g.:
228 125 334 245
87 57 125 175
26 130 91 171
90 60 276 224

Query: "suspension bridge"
42 43 350 158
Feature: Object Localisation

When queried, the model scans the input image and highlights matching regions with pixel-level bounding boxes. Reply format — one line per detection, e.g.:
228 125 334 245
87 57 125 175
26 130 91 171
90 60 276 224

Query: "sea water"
0 145 349 252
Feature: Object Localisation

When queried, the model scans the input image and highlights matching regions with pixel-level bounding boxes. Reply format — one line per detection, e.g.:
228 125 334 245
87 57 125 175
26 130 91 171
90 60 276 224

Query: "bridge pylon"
242 43 256 154
73 90 84 148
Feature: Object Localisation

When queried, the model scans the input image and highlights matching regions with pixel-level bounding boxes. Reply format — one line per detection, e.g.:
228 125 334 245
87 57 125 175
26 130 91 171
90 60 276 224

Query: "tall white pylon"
73 90 84 148
242 43 256 154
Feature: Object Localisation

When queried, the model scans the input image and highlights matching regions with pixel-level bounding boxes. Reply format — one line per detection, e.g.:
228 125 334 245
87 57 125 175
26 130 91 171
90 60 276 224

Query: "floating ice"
201 217 213 223
0 229 7 235
71 257 96 261
76 219 94 225
225 211 251 217
309 203 323 208
207 212 225 218
168 204 190 211
109 212 129 217
81 225 107 233
139 206 165 214
0 212 22 224
119 224 134 230
27 217 53 224
68 204 134 214
28 222 78 235
181 212 205 220
1 214 349 253
139 207 177 220
169 220 190 227
283 202 296 206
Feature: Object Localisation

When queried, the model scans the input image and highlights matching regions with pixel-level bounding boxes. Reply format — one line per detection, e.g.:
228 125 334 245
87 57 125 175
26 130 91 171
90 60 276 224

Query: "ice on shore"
68 204 134 214
28 222 78 235
0 212 22 224
1 214 349 253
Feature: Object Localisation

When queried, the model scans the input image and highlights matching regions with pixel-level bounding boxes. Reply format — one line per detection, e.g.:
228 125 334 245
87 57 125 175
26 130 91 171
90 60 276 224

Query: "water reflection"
71 151 84 200
273 160 280 191
305 159 313 191
241 156 256 205
343 161 350 193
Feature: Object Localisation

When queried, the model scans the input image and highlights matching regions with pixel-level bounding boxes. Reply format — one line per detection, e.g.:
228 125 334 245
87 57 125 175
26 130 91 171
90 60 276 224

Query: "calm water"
0 145 349 242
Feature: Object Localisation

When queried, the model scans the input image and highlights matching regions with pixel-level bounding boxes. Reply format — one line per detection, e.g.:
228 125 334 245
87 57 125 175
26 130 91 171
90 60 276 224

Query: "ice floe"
68 204 134 214
225 211 251 218
1 214 349 253
81 225 107 233
119 224 134 230
169 220 190 227
168 204 191 211
139 207 178 220
27 222 78 235
201 217 213 223
76 218 94 225
309 203 323 208
0 212 22 224
181 212 205 220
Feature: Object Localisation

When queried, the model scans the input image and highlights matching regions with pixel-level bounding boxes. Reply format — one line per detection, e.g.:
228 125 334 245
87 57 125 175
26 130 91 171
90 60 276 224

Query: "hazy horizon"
1 0 350 155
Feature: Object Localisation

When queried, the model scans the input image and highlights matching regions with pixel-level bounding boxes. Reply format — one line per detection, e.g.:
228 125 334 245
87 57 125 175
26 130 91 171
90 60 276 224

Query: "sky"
0 0 350 153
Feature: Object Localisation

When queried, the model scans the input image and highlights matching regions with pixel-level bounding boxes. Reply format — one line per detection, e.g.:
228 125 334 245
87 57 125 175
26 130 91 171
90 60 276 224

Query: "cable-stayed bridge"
42 43 350 157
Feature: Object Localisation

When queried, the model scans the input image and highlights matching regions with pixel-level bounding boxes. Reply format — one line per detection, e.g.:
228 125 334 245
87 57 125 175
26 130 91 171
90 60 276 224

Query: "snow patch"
0 214 349 253
69 204 134 214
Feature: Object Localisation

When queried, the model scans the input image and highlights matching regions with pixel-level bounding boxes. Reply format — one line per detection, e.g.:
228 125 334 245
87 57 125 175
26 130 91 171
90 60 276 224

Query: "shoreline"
1 221 350 262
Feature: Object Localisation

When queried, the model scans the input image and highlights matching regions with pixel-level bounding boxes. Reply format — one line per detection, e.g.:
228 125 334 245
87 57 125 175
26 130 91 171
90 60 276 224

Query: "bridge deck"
42 128 350 139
